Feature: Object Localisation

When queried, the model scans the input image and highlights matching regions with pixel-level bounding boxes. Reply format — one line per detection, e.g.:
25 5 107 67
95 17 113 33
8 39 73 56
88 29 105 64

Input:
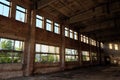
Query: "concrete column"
78 33 82 66
60 25 65 70
24 10 36 76
89 38 92 65
10 0 16 19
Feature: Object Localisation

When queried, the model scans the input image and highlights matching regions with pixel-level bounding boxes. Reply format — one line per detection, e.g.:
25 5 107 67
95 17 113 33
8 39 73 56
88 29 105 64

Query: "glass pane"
36 15 43 19
0 4 10 17
35 54 40 62
41 45 48 53
46 23 52 31
54 26 59 34
0 0 10 5
14 41 23 51
46 19 52 23
16 11 25 22
35 44 40 52
49 46 55 53
56 47 59 54
41 54 48 63
36 19 43 28
0 39 13 50
70 30 73 38
16 6 25 12
65 30 68 37
54 23 59 26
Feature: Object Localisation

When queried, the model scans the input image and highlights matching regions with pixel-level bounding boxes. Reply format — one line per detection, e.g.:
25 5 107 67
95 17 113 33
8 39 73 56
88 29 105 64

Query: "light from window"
54 23 60 34
82 51 90 61
109 43 112 49
80 34 83 42
0 38 24 63
114 44 118 50
101 42 104 48
65 27 69 37
35 44 60 63
74 32 78 40
0 0 10 17
65 48 78 61
70 30 73 39
36 15 44 28
46 19 53 31
16 6 26 22
91 52 97 61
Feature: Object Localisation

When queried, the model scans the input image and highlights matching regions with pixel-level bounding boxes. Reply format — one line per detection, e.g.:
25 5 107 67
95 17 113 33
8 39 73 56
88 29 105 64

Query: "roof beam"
80 20 115 33
37 0 57 9
69 0 120 24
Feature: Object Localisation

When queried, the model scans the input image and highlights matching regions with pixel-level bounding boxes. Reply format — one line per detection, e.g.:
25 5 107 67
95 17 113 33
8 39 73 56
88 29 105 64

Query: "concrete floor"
3 66 120 80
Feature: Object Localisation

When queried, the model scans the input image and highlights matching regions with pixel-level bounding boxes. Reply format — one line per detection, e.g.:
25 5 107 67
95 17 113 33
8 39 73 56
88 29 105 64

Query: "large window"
74 32 78 40
109 43 112 49
90 39 96 46
0 0 10 17
46 19 53 31
114 44 118 50
0 38 24 63
81 34 89 44
100 42 104 48
54 23 60 34
70 30 73 39
16 6 27 22
35 44 60 63
36 15 44 28
65 27 69 37
82 51 90 61
91 52 97 61
65 48 78 62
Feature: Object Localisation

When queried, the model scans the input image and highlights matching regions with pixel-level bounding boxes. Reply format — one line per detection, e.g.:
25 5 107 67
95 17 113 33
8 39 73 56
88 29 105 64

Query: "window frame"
35 44 60 63
46 19 53 32
54 23 60 34
36 15 44 29
0 38 24 64
65 48 78 62
15 5 27 23
0 0 11 17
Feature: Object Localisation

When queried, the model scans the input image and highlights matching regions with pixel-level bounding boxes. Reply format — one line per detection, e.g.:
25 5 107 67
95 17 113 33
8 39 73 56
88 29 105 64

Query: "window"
0 0 10 17
54 23 60 34
109 43 112 49
65 27 69 37
97 41 99 47
80 34 84 42
36 15 44 28
35 44 60 63
101 42 104 48
82 51 90 61
86 37 89 44
0 38 24 63
114 44 118 50
70 30 73 39
74 32 78 40
16 6 27 22
46 19 53 31
65 48 78 62
90 39 96 46
91 52 97 61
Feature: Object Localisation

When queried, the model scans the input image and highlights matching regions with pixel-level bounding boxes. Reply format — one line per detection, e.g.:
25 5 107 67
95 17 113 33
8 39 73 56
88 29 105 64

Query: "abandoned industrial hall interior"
0 0 120 80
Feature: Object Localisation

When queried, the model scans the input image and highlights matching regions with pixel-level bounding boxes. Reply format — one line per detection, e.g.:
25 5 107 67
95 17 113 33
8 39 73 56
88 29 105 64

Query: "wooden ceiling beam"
49 4 69 17
37 0 58 9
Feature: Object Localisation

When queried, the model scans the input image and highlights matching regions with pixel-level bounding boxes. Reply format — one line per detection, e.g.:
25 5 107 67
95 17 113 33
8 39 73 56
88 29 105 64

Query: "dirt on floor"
1 66 120 80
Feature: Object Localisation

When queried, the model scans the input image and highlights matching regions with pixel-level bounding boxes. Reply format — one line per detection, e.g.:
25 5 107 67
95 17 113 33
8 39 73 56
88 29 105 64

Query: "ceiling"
32 0 120 42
